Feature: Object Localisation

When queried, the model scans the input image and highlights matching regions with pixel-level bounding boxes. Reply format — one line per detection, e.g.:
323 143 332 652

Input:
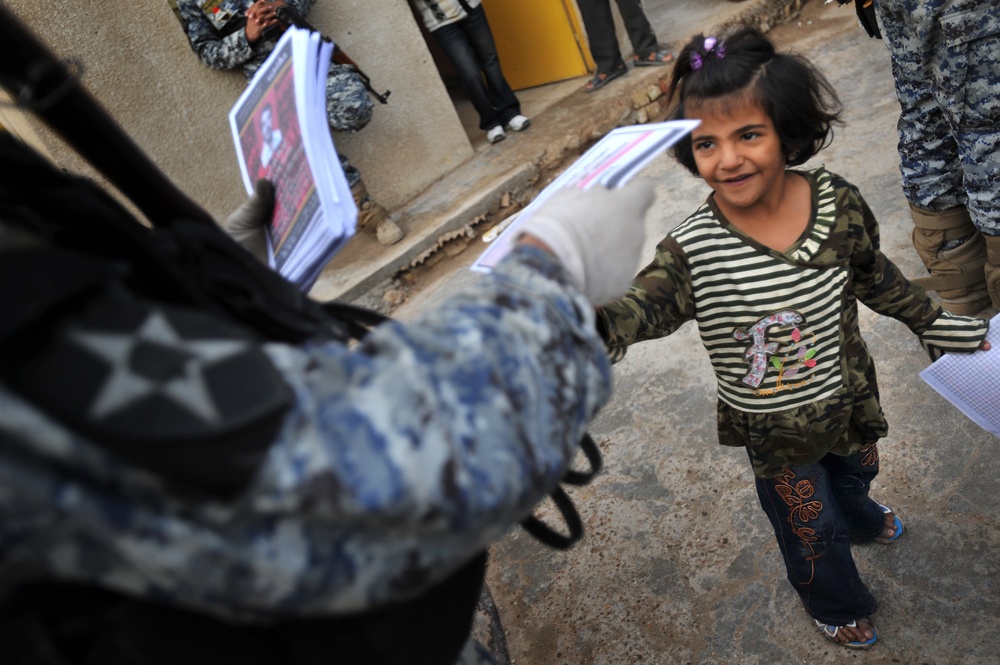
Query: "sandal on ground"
874 503 904 544
815 617 878 649
584 63 628 92
633 49 675 67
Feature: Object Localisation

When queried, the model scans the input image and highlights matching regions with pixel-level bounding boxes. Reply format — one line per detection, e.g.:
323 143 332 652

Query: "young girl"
597 27 991 649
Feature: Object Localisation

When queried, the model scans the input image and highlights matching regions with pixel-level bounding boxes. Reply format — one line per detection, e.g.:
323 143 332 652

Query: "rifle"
266 6 391 104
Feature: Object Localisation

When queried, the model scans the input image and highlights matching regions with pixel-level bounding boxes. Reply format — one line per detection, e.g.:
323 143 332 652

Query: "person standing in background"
836 0 1000 315
576 0 674 92
411 0 530 145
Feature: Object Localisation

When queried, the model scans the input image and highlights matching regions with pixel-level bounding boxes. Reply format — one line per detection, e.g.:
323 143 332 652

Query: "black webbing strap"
519 434 603 550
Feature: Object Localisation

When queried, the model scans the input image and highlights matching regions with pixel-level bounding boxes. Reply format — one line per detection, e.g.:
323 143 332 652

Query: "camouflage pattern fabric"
598 167 989 479
875 0 1000 235
0 244 610 665
175 0 373 186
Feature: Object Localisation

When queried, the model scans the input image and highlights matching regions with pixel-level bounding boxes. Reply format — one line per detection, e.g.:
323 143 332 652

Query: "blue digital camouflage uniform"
874 0 1000 235
176 0 372 185
0 244 612 665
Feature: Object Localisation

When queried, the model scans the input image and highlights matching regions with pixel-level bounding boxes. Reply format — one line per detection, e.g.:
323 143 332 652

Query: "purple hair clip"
690 35 726 71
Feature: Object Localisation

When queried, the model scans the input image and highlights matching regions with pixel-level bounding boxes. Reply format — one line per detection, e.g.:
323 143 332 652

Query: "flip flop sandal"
633 49 675 66
874 503 904 544
815 617 878 649
584 63 628 92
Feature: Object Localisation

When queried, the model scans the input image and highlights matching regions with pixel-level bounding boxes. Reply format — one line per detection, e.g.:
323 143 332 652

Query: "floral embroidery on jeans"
859 442 879 467
773 469 823 584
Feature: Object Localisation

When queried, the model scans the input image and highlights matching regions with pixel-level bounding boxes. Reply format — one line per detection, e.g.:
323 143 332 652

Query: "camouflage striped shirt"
598 166 989 477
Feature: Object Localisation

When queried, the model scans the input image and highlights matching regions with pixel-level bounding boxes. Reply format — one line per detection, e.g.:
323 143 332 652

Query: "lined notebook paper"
920 313 1000 437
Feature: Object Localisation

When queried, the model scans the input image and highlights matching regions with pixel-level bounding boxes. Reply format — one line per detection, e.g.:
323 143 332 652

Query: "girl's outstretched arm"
596 236 695 362
843 182 990 359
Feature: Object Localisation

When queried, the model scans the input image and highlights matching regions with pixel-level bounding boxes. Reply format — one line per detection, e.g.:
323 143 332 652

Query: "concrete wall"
3 0 473 222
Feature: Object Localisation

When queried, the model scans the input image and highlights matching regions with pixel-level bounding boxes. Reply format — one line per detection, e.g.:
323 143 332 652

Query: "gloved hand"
223 179 274 263
517 180 655 304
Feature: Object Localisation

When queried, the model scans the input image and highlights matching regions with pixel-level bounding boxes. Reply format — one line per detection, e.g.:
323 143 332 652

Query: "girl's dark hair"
666 27 843 176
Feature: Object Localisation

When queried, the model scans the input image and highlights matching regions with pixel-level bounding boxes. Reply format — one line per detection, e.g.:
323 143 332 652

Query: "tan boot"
351 179 404 246
985 234 1000 310
909 204 990 315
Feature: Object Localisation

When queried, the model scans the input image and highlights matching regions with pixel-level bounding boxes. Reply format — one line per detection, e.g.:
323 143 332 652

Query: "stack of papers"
229 27 355 291
473 120 699 272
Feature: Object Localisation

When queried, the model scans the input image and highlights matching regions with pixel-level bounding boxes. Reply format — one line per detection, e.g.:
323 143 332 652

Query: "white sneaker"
486 125 506 144
506 115 531 132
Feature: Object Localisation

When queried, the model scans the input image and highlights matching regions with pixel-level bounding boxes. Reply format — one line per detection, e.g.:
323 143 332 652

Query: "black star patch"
69 310 249 424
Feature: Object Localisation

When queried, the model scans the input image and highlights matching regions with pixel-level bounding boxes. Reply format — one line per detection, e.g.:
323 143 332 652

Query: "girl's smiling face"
687 97 789 217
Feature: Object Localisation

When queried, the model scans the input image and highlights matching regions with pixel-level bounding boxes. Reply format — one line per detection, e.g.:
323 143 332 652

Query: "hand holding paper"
474 120 699 272
920 313 1000 437
519 181 655 304
224 179 274 262
228 27 356 291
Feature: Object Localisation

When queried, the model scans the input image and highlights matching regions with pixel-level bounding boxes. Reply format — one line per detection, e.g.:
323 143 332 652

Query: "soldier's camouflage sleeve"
596 236 696 363
837 176 989 359
176 0 253 70
0 244 612 621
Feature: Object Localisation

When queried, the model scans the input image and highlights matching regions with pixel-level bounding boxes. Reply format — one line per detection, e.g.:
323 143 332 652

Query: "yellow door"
481 0 594 91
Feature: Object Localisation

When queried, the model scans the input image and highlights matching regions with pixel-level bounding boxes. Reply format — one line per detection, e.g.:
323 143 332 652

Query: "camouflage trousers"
875 0 1000 235
326 63 373 187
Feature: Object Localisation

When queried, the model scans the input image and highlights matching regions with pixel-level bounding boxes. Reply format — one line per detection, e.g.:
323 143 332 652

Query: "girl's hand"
980 341 992 351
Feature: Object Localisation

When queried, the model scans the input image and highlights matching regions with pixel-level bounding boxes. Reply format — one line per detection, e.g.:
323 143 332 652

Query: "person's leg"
876 0 991 313
753 456 877 643
325 66 402 245
432 18 503 130
611 0 659 59
461 6 522 127
935 0 1000 309
339 153 360 189
325 65 374 133
822 444 896 543
339 154 404 249
350 170 404 246
576 0 626 74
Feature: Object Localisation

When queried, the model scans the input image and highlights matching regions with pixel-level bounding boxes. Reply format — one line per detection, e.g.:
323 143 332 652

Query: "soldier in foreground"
0 119 656 663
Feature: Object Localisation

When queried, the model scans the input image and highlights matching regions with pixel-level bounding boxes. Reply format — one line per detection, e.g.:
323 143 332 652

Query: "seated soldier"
175 0 405 245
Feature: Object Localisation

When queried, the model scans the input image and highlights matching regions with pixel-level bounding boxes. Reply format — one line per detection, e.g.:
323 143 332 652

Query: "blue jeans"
431 6 521 130
752 445 885 625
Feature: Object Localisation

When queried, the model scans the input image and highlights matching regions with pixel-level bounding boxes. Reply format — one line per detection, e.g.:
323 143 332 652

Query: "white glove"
223 179 274 263
517 180 655 304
